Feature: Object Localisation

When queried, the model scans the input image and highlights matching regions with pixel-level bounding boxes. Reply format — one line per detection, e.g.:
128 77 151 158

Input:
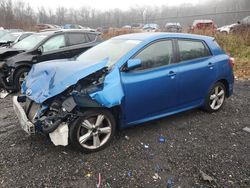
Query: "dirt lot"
0 81 250 188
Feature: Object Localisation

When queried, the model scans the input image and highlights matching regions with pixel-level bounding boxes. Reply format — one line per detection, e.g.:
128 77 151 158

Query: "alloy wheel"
209 85 225 110
77 114 112 150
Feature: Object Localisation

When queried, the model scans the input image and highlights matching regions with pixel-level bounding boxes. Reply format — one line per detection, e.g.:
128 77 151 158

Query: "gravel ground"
0 81 250 188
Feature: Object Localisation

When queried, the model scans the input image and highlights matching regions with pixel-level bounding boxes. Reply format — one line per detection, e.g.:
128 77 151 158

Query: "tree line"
0 0 250 30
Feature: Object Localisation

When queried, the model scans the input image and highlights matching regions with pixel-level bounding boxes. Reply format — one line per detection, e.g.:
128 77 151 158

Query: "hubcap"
209 85 225 110
77 114 112 150
19 72 28 86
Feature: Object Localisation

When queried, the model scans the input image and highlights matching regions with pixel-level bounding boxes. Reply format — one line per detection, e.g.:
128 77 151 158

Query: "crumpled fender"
90 67 124 108
22 59 108 104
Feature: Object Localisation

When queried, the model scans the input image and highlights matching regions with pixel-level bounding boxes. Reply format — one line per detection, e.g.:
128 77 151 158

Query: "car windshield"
0 33 20 42
12 33 48 50
77 39 141 67
0 30 7 38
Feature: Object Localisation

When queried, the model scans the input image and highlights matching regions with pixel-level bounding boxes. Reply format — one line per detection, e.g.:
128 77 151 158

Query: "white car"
217 23 238 34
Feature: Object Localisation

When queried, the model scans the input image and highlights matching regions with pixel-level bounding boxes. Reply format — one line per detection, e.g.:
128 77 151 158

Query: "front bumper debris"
0 89 9 99
13 96 35 134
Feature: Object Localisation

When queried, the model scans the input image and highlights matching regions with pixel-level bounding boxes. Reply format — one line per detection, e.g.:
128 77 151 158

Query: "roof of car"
38 29 100 35
114 32 214 42
192 20 214 26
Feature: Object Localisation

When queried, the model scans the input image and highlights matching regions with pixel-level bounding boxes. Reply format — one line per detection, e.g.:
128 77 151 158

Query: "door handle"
168 71 176 75
208 62 214 69
168 71 176 79
208 62 213 66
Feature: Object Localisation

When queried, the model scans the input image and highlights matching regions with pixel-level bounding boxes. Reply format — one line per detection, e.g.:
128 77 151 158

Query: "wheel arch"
216 79 230 97
13 63 32 77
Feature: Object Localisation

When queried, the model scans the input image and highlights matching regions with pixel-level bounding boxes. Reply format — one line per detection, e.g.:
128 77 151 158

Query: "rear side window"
178 40 211 61
68 33 88 46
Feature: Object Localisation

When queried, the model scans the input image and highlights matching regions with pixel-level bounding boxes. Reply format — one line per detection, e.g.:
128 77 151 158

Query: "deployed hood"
22 58 108 104
0 48 25 60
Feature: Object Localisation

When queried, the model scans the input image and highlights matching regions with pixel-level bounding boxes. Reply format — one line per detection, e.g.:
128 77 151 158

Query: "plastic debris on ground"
106 182 111 188
243 127 250 133
0 90 9 99
127 171 132 177
159 136 166 143
85 173 92 178
96 173 101 188
200 170 214 182
166 179 174 188
153 173 161 180
124 135 130 140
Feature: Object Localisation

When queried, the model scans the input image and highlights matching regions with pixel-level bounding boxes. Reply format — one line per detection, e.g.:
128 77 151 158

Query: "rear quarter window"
178 40 211 61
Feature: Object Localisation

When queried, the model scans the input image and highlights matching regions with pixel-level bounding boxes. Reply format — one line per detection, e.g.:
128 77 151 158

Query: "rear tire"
69 109 116 153
203 82 226 113
13 67 30 91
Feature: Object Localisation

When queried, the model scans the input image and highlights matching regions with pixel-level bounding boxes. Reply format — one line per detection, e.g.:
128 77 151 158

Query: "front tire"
69 109 116 153
204 82 226 113
13 67 30 91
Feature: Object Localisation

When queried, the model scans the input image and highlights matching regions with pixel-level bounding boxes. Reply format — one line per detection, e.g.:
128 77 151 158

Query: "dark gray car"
0 29 102 91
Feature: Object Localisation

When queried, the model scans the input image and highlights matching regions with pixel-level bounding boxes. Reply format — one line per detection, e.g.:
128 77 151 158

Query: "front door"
121 40 180 125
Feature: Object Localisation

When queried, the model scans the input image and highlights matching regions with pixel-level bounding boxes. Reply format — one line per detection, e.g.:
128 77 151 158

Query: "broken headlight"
78 68 107 95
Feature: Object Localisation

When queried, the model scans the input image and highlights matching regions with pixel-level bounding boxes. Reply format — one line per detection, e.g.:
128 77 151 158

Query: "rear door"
176 39 215 107
121 40 180 125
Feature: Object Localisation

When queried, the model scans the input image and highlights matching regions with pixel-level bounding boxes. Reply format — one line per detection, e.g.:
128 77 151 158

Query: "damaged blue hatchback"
13 33 234 152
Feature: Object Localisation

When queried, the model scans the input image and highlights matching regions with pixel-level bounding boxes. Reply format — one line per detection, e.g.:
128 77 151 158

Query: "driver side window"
133 40 173 71
41 34 66 53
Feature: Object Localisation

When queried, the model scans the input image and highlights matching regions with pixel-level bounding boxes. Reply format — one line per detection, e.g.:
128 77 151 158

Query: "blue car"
13 32 234 153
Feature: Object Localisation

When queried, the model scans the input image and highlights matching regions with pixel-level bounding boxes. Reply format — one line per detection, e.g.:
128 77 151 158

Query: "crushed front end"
13 67 109 146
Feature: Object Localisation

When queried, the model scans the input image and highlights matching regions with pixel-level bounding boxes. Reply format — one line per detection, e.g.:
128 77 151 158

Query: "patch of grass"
215 33 250 59
215 32 250 79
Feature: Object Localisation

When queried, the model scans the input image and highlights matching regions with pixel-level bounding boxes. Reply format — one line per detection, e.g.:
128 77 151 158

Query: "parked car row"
2 31 234 153
118 15 250 34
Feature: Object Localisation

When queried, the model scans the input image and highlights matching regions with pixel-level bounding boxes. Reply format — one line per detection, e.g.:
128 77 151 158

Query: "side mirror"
36 46 43 55
126 59 142 71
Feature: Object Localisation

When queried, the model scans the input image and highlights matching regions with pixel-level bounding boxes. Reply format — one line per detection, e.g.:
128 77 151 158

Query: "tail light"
229 57 235 68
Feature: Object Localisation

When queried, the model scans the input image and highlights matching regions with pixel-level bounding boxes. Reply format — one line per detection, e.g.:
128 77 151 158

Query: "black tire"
203 82 226 113
13 67 30 91
69 109 116 153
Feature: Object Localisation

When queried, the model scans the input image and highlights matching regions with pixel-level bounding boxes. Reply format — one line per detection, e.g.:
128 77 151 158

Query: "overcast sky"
17 0 206 10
